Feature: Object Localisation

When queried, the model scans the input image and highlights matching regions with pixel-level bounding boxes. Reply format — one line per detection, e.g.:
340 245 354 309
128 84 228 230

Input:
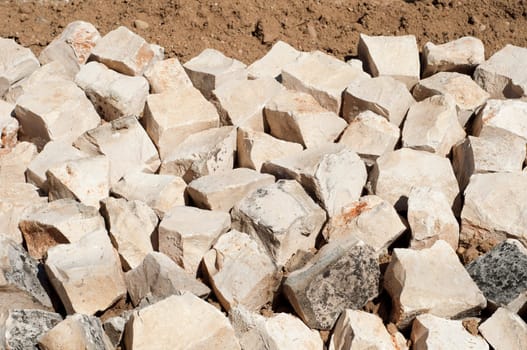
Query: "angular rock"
187 168 275 212
358 34 420 89
236 127 303 171
264 89 347 148
100 198 158 270
283 238 380 330
479 308 527 350
124 293 241 350
371 148 459 211
111 172 186 218
402 95 465 156
472 99 527 141
183 48 247 100
45 231 127 315
232 180 326 266
0 100 18 151
143 87 219 159
0 141 37 185
90 26 156 76
384 240 486 329
75 61 149 121
143 57 194 93
125 252 210 307
0 37 39 89
247 41 302 80
102 316 126 348
46 155 110 207
19 199 106 259
160 126 236 182
474 44 527 98
422 36 485 77
74 116 160 185
281 50 369 114
158 206 230 275
342 76 415 126
3 309 62 350
411 313 489 350
14 79 100 149
39 20 101 77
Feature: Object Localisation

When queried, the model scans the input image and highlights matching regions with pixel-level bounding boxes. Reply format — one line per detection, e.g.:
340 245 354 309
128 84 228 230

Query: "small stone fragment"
0 100 18 151
478 308 527 350
103 316 126 348
247 41 302 80
144 57 194 93
4 309 62 350
472 99 527 141
0 37 40 88
0 141 37 185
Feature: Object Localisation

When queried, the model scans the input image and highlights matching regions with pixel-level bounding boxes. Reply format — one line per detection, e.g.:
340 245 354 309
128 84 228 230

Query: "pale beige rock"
125 252 210 307
422 37 485 77
160 126 236 182
45 231 127 315
472 99 527 141
232 180 326 266
46 155 110 207
101 198 158 270
14 79 101 149
158 205 231 275
111 172 186 218
342 76 415 126
143 88 219 159
281 50 369 114
402 95 465 156
212 77 284 131
384 240 486 329
143 57 194 93
75 61 149 121
19 199 106 259
0 38 39 88
39 20 101 77
264 90 347 148
413 72 490 126
202 230 281 311
124 293 241 350
247 41 302 80
0 141 37 185
90 26 156 76
183 48 247 100
262 144 367 217
407 187 459 250
358 34 420 89
74 116 160 186
479 308 527 350
187 168 275 212
371 148 459 211
474 44 527 98
237 127 303 171
0 100 18 150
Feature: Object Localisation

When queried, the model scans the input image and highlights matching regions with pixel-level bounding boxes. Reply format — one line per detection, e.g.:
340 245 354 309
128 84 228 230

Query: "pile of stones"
1 20 527 350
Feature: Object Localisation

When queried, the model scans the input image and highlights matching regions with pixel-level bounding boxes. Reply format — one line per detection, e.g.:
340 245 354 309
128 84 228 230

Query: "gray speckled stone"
467 239 527 308
4 309 62 350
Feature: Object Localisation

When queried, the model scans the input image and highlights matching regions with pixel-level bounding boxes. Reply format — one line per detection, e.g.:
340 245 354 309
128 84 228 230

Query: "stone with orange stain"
472 99 527 141
143 58 193 93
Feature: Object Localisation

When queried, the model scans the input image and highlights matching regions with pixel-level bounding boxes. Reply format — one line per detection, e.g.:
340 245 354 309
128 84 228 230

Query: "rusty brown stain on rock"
341 201 369 223
135 43 154 72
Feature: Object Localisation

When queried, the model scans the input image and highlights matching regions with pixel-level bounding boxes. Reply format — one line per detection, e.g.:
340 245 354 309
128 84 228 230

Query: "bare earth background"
1 0 526 64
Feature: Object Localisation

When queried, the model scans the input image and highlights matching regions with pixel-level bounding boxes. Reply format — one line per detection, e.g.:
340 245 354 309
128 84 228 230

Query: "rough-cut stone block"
479 308 527 350
283 238 379 330
143 87 219 159
0 38 39 88
212 77 284 131
474 44 527 98
124 293 241 350
232 180 326 266
160 126 236 182
74 116 160 186
413 72 489 126
0 100 18 151
371 148 459 211
384 240 486 329
202 230 281 311
125 252 210 307
358 34 420 89
422 36 485 77
101 198 158 270
75 61 149 121
19 199 106 259
281 50 369 114
103 316 126 348
262 144 367 217
342 76 415 126
4 309 62 350
111 172 186 218
90 26 156 76
143 57 194 93
183 48 247 100
264 89 347 148
39 20 100 77
14 79 100 149
187 168 274 212
0 141 36 185
46 155 110 207
247 41 302 80
472 99 527 141
461 173 527 247
158 205 230 275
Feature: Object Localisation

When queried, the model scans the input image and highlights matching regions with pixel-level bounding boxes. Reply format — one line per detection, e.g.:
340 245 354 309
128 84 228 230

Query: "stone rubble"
478 308 527 350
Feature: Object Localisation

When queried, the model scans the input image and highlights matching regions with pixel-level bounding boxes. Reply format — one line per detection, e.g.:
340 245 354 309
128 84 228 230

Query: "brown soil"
1 0 526 65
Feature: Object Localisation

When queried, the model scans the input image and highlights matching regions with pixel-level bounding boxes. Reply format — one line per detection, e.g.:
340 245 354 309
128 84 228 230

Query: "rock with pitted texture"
3 309 62 350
